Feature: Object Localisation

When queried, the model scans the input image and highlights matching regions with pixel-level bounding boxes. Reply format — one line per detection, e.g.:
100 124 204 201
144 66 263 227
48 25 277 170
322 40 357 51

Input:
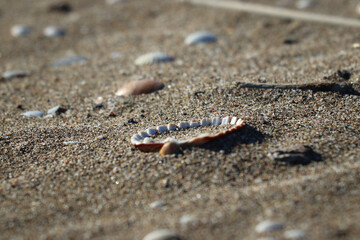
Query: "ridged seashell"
11 25 31 37
147 128 157 136
131 116 246 154
51 56 88 67
135 52 174 65
185 31 217 45
159 141 181 156
21 111 44 118
230 117 237 125
2 70 27 79
221 116 230 125
116 79 165 96
43 26 66 37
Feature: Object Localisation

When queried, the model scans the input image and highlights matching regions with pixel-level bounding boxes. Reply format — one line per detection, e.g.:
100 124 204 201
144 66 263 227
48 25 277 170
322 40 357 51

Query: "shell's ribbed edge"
131 118 246 153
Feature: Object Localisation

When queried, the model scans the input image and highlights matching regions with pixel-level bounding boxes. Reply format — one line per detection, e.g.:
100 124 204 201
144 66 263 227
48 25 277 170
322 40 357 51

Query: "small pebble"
21 111 44 118
48 2 72 13
135 52 174 65
255 220 284 233
95 135 105 141
143 229 181 240
51 56 88 67
2 70 27 79
149 200 166 209
296 0 315 9
284 229 306 239
185 31 217 45
179 215 197 225
116 79 164 96
268 144 321 165
10 25 31 37
47 105 67 116
43 26 66 37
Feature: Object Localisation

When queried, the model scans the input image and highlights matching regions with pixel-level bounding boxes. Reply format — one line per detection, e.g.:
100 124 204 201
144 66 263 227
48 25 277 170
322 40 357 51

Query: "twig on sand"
236 82 360 95
183 0 360 28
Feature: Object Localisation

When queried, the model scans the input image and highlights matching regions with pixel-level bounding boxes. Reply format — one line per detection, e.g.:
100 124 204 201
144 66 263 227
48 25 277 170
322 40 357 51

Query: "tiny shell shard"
135 52 174 65
11 25 31 37
185 31 217 45
116 79 165 96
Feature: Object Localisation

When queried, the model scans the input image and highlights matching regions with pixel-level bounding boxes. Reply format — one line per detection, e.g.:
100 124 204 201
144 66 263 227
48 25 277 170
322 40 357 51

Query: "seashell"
147 128 157 136
185 31 217 45
130 116 246 154
167 123 177 131
11 25 31 37
2 70 27 79
135 52 174 65
178 121 190 129
189 121 199 128
221 116 230 125
157 125 167 133
21 111 45 118
47 105 67 116
255 220 284 233
143 229 181 240
230 117 237 125
43 26 66 37
51 56 88 67
159 141 181 155
116 79 164 96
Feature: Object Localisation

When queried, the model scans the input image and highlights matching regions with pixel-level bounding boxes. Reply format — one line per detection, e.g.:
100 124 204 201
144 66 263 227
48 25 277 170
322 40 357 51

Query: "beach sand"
1 0 359 239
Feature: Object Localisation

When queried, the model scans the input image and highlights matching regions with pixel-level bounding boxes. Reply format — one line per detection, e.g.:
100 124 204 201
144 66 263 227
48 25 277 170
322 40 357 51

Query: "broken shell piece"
159 141 181 155
135 52 174 65
189 121 199 128
185 31 217 45
43 26 66 37
178 121 190 129
221 116 230 125
157 125 167 133
167 123 177 131
131 116 246 153
230 117 237 125
11 25 31 37
116 79 165 96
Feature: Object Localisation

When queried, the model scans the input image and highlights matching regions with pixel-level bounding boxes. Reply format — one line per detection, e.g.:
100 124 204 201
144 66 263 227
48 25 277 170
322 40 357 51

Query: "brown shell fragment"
159 141 181 155
116 79 165 96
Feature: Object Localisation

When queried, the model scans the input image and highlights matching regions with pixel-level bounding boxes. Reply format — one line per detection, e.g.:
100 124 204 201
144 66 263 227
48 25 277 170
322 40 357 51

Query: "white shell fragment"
131 116 246 154
135 52 174 65
143 229 180 240
43 26 66 37
21 111 45 118
2 70 27 79
296 0 315 9
284 229 306 239
185 31 217 45
11 25 31 37
255 220 284 233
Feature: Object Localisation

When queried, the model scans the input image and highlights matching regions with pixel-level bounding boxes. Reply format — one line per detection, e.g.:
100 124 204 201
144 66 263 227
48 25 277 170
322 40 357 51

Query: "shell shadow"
185 125 265 154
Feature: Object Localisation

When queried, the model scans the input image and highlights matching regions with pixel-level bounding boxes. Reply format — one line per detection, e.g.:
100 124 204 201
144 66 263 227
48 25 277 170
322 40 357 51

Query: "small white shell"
2 70 27 79
178 121 190 129
11 25 31 37
21 111 44 118
167 123 177 131
230 117 237 125
43 26 66 37
143 229 180 240
221 116 230 125
157 125 167 133
255 220 284 233
185 31 217 45
189 121 199 128
135 52 174 65
147 128 157 136
139 131 150 138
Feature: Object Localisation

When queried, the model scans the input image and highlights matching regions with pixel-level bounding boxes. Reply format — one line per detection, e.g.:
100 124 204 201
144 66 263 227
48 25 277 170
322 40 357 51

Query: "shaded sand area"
1 0 360 239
